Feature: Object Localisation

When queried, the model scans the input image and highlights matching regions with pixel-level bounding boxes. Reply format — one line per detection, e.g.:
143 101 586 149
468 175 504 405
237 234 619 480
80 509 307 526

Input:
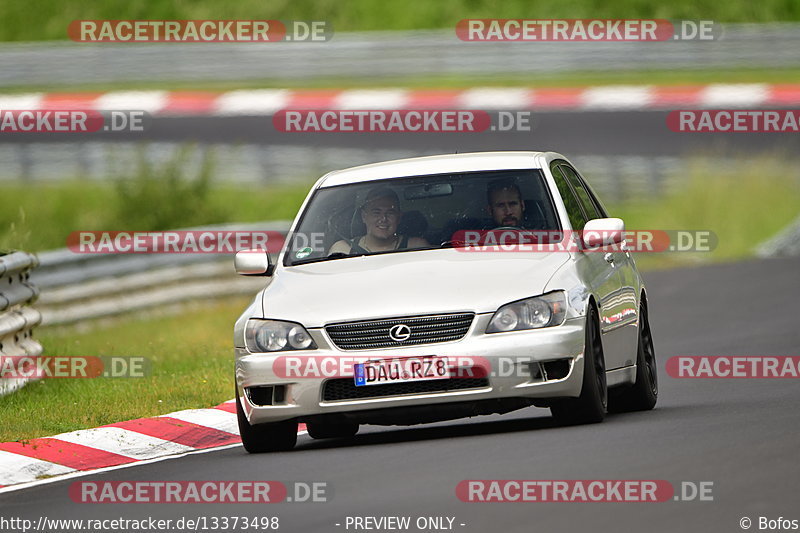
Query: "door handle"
604 253 614 264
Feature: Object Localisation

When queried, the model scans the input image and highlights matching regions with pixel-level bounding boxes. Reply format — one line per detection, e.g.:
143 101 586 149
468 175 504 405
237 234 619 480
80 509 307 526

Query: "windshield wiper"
439 240 467 249
290 252 364 266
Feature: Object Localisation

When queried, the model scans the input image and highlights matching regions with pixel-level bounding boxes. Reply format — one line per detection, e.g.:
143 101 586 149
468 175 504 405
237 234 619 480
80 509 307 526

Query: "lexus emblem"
389 324 411 342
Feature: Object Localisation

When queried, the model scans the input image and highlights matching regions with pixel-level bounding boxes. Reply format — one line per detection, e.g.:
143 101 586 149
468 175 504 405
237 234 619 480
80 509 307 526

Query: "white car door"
551 161 631 371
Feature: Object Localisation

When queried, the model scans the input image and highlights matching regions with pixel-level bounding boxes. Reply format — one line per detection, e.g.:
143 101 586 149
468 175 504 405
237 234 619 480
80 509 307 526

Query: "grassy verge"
0 146 313 252
0 298 249 442
608 157 800 270
4 67 800 95
3 0 800 42
0 181 310 252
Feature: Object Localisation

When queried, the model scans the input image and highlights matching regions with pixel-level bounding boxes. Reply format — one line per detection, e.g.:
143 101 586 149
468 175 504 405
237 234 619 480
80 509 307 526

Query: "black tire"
551 304 607 425
609 301 658 413
306 420 359 440
236 388 298 453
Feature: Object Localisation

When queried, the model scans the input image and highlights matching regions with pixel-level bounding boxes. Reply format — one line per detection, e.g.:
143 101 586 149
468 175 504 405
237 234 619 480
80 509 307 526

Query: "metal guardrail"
0 252 42 396
1 25 799 87
32 221 291 326
756 214 800 258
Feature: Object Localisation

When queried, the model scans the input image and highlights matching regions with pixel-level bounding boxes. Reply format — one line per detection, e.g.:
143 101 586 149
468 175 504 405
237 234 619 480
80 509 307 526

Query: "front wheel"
551 305 607 425
609 301 658 412
236 388 298 453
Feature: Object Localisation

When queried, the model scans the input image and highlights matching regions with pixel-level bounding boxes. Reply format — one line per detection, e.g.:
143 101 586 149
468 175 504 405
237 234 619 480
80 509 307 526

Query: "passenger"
329 186 428 255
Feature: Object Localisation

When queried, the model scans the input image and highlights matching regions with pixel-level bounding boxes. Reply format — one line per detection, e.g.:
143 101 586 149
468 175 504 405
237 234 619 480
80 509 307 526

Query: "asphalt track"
5 111 800 156
2 256 799 532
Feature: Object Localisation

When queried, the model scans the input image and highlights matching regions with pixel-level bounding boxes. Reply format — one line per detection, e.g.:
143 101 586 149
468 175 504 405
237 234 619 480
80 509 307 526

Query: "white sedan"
233 151 658 452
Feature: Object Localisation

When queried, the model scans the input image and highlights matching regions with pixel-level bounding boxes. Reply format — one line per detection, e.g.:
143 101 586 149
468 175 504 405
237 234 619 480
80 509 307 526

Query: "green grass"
0 181 311 252
0 146 314 252
1 0 800 42
0 298 249 441
608 157 800 269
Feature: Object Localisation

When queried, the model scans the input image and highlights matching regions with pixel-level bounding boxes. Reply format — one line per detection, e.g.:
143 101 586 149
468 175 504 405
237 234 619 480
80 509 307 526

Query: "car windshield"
283 169 560 266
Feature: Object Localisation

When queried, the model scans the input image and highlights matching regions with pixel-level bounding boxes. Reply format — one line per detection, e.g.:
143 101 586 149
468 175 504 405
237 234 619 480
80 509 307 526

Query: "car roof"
317 151 562 188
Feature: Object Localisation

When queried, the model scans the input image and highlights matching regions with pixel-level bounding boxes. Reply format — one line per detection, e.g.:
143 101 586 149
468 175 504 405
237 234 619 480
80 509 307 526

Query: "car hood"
257 249 570 327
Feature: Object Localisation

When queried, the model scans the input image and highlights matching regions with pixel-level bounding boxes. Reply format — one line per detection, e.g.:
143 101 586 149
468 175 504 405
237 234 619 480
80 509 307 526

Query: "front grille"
326 313 474 350
322 377 490 402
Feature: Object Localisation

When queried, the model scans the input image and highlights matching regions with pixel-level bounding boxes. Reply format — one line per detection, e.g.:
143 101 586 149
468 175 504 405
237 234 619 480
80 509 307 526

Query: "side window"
561 165 601 221
568 165 609 217
583 183 609 218
550 162 587 230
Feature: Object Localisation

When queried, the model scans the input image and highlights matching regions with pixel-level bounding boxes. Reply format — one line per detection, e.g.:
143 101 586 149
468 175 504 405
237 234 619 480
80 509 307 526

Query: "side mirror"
234 250 274 276
582 218 625 249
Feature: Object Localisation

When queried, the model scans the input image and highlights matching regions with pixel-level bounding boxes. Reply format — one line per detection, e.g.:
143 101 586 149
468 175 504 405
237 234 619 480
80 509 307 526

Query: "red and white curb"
0 83 799 116
0 399 307 492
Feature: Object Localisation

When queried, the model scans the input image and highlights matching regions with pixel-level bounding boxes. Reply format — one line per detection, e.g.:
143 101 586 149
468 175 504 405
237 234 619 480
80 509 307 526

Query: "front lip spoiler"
306 397 536 426
318 383 493 407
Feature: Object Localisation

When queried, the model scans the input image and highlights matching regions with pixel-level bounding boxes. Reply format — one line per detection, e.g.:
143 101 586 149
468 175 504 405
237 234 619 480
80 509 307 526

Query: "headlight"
245 319 317 352
486 291 567 333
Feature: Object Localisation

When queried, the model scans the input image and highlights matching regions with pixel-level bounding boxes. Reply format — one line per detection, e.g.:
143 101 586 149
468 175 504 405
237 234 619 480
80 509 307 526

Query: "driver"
329 186 428 255
487 178 525 227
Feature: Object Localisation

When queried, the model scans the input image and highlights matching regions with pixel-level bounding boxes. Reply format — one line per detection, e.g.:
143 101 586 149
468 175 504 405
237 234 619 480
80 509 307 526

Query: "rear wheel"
236 388 298 453
551 305 607 425
609 301 658 412
306 420 359 440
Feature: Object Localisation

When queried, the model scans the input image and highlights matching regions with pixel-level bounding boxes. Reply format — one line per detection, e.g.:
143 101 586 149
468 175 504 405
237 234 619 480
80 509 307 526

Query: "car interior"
287 170 560 263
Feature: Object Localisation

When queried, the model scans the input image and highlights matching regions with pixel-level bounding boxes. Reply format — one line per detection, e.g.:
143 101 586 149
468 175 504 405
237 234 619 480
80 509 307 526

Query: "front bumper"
235 314 586 425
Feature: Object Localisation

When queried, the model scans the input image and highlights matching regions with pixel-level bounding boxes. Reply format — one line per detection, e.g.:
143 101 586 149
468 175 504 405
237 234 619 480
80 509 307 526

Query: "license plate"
354 356 449 387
